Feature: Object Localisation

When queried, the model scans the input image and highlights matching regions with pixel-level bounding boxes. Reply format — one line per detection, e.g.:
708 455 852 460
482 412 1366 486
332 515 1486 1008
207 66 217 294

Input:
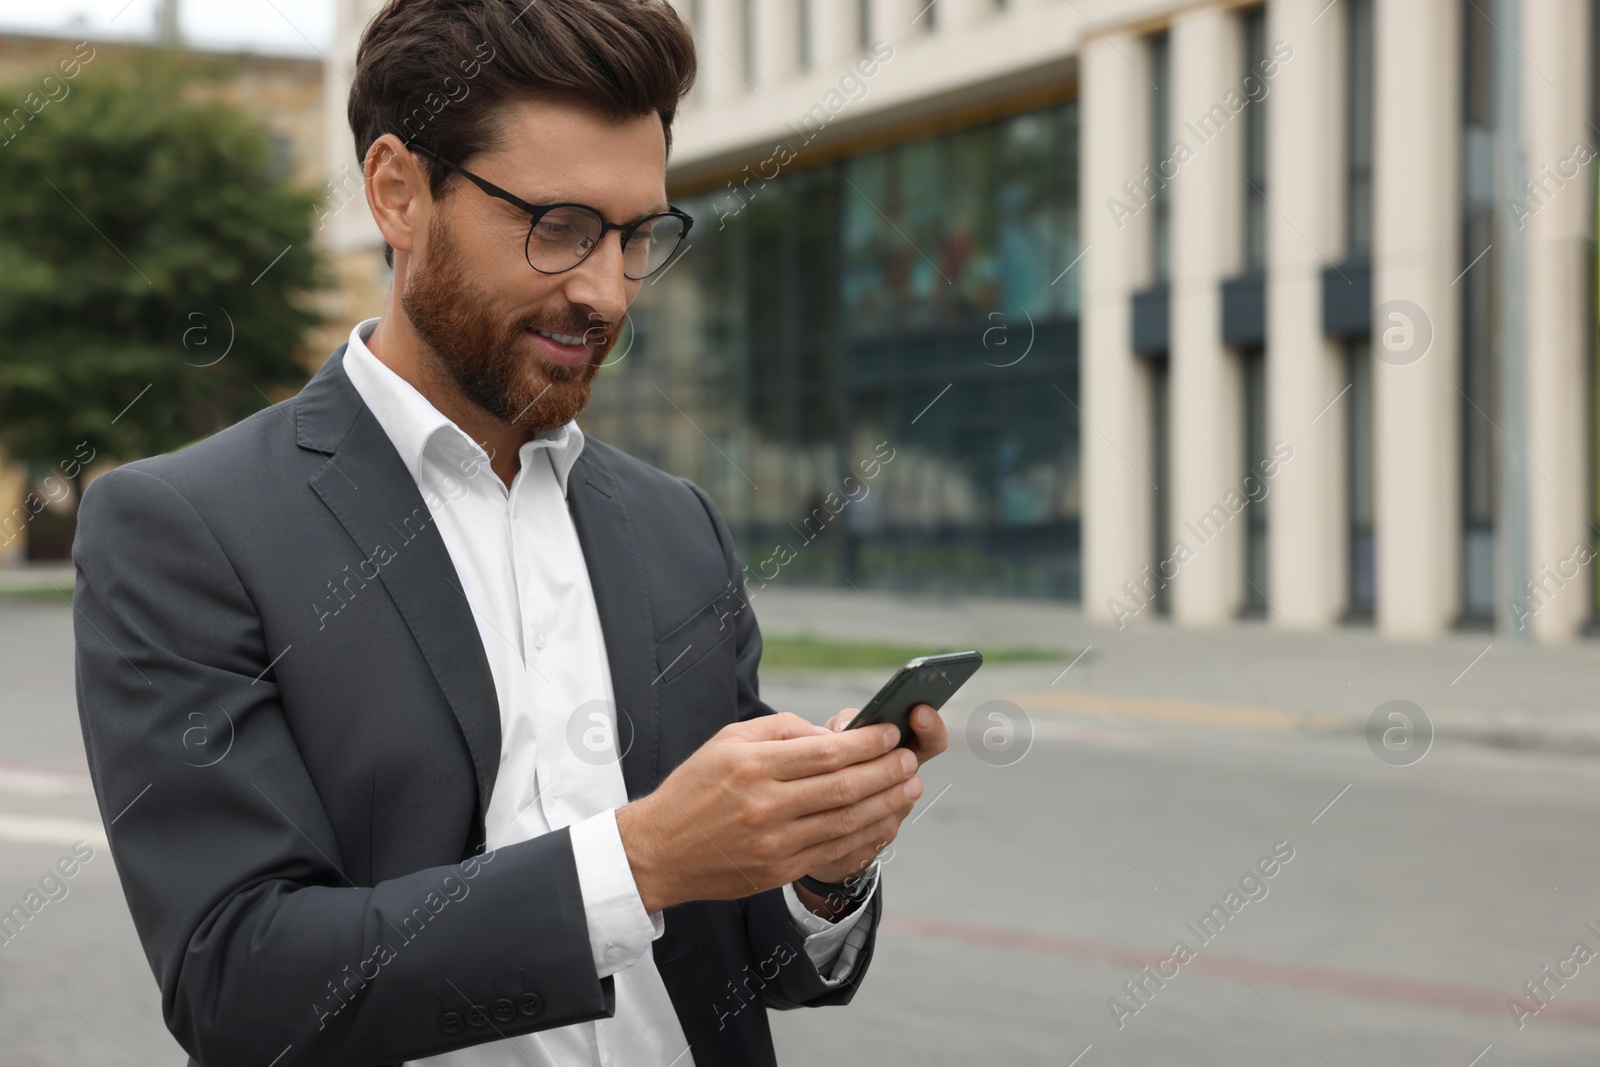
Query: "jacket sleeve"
72 465 614 1067
679 477 884 1010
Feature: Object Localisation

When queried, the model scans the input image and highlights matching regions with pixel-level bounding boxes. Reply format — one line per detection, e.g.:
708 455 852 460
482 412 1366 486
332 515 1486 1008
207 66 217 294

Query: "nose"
560 228 637 327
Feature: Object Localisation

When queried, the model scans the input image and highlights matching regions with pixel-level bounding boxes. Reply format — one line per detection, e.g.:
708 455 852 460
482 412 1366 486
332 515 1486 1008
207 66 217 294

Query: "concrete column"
1521 0 1593 640
1168 7 1245 624
1081 31 1157 623
1265 0 1349 627
814 0 857 64
759 0 796 85
1372 0 1461 637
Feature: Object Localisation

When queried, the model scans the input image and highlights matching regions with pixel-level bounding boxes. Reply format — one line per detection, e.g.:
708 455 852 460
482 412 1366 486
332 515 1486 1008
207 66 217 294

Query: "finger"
792 806 907 876
781 746 918 817
757 722 901 781
789 771 922 850
908 704 948 762
729 711 832 743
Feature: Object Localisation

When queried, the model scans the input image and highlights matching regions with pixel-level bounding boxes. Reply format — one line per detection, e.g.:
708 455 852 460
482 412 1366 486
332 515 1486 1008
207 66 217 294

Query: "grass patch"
760 634 1078 670
0 587 71 602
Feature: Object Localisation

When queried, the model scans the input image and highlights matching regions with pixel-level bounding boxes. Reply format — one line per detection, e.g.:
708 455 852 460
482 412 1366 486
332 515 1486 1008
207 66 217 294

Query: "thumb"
825 708 859 732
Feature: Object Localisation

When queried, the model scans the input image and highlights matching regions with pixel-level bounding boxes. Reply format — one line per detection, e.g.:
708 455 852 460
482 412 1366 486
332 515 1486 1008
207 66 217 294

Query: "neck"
366 291 529 489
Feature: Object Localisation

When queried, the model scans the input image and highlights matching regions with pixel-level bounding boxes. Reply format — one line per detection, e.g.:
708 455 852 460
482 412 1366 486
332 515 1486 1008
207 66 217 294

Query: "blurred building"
330 0 1592 644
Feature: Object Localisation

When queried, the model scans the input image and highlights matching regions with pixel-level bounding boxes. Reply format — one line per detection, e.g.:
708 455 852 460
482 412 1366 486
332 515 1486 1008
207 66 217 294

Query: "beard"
401 214 622 432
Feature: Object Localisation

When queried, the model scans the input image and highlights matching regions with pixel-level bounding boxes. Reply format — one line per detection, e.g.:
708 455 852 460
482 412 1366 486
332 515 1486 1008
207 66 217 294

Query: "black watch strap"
797 870 874 906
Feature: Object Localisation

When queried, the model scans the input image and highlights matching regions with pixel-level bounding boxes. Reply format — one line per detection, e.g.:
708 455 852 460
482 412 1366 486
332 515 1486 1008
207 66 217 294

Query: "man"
70 2 947 1065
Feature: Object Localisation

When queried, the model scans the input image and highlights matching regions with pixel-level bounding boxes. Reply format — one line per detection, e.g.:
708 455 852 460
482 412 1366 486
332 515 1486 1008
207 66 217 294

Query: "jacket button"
439 1011 464 1035
518 992 544 1018
492 998 516 1023
466 1004 489 1027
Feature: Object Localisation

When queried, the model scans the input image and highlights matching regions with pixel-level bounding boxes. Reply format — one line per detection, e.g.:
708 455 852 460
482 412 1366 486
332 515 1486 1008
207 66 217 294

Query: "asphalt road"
4 593 1600 1066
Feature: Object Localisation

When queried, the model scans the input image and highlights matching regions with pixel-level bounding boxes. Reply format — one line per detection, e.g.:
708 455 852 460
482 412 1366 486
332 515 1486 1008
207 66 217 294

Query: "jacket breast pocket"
654 582 746 687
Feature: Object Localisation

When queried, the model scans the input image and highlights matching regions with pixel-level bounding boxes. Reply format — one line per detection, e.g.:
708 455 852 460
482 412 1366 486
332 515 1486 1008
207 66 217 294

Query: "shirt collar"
340 317 586 498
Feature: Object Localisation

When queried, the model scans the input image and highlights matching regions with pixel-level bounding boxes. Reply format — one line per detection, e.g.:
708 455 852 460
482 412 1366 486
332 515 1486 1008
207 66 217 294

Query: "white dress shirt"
339 319 877 1067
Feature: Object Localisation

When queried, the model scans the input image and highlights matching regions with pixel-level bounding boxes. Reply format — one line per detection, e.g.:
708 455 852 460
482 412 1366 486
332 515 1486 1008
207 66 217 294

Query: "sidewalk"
747 585 1600 758
11 561 1597 756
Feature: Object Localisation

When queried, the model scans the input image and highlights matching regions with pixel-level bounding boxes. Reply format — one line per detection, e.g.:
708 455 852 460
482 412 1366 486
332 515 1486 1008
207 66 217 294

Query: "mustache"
519 309 620 347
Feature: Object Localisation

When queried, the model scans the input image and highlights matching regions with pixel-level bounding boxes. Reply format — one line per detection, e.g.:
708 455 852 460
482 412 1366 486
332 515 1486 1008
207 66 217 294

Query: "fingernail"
917 706 933 727
899 750 917 774
883 725 899 749
903 776 923 799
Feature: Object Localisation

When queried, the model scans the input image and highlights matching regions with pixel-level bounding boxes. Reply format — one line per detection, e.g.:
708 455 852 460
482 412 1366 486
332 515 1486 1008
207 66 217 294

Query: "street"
4 585 1600 1065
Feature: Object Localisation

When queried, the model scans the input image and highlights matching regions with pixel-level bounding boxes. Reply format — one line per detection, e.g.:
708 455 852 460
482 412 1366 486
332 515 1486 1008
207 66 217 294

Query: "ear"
365 134 428 263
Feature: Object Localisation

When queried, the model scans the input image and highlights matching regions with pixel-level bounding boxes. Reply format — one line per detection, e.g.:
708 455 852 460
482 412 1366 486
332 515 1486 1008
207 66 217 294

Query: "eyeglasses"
404 140 693 281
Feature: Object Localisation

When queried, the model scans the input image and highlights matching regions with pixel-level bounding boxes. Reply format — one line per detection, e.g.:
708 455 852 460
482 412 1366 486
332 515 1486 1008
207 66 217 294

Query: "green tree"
0 58 327 492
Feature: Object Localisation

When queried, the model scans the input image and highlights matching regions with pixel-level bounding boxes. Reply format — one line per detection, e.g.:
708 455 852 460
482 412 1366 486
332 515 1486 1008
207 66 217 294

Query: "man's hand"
799 703 948 892
615 712 922 914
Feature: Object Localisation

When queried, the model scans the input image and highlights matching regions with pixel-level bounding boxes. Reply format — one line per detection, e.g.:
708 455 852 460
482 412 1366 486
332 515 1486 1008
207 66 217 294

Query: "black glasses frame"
403 139 694 280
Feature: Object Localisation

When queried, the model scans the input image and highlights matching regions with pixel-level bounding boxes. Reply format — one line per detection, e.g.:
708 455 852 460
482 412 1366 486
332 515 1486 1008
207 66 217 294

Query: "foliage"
0 57 327 476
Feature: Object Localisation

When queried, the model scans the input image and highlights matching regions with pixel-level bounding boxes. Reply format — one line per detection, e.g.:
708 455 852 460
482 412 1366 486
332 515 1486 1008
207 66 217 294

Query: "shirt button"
605 944 622 963
534 630 547 649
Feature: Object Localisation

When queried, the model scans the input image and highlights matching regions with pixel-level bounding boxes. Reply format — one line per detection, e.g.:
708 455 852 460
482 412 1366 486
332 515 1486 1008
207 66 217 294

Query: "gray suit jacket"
71 346 881 1067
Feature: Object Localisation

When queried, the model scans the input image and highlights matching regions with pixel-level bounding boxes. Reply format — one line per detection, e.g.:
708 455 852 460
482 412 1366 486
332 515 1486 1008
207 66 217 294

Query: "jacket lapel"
567 445 661 801
296 347 502 821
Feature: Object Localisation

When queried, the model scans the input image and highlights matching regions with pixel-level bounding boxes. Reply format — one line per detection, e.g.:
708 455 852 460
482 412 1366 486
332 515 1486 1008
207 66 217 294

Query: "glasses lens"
526 206 604 273
623 214 687 280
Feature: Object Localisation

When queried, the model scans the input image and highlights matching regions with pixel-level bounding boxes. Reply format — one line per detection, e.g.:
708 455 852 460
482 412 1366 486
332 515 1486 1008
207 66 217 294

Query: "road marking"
1007 689 1332 731
0 765 92 798
879 915 1600 1029
0 813 107 848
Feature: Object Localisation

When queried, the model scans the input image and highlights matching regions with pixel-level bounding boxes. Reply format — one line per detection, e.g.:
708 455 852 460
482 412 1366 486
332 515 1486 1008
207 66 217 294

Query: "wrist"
793 879 860 921
615 798 672 914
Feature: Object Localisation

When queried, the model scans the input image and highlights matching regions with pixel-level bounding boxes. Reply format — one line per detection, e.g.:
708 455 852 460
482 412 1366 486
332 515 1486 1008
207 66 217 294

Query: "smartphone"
843 651 984 748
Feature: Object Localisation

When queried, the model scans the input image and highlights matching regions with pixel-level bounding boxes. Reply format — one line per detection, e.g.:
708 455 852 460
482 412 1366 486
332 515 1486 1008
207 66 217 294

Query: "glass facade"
579 101 1082 599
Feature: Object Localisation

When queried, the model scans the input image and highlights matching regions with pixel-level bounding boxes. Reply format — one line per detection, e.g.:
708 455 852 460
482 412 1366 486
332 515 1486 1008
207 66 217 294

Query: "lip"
526 327 591 368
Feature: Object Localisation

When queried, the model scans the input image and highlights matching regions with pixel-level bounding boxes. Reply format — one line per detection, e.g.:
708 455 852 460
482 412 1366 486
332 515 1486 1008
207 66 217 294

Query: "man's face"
401 95 668 432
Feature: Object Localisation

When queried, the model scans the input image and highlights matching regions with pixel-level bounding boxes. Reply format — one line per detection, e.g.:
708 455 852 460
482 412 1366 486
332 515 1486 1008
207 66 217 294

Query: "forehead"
475 94 668 214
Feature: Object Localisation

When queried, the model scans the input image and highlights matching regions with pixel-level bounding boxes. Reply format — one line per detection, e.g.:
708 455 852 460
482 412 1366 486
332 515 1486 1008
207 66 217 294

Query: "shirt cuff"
781 861 881 986
569 808 664 978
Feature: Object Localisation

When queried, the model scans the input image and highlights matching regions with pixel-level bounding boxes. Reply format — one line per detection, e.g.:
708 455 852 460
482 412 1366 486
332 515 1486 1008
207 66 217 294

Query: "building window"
1150 31 1171 284
1149 360 1171 615
1461 0 1498 621
1242 347 1269 609
1346 0 1374 256
1242 6 1269 270
1347 339 1376 617
1344 0 1375 620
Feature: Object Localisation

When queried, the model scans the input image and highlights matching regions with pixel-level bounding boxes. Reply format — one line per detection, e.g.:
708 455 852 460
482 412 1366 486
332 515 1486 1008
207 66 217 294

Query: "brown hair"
348 0 697 266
